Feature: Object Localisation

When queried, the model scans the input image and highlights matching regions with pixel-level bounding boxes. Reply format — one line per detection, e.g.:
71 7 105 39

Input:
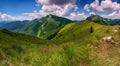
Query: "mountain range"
1 14 120 40
0 14 120 66
0 14 72 39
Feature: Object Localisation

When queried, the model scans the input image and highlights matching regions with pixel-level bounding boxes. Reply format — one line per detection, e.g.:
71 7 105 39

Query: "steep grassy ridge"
53 20 103 42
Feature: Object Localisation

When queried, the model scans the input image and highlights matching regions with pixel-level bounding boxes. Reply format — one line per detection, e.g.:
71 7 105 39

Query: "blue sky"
0 0 93 16
0 0 41 16
0 0 120 21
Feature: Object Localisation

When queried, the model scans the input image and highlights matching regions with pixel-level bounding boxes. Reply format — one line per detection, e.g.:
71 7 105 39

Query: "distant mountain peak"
46 14 57 17
87 14 103 20
90 14 99 17
86 14 111 25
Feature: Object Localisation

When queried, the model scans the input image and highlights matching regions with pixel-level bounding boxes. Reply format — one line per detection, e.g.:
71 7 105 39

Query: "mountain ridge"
86 14 120 25
0 14 120 40
0 14 73 39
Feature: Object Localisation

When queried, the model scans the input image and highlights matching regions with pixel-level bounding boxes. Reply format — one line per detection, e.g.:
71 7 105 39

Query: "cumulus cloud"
35 0 78 16
1 0 88 21
36 0 76 5
102 11 120 19
84 4 90 11
25 0 79 20
66 12 87 20
49 0 76 5
84 0 120 12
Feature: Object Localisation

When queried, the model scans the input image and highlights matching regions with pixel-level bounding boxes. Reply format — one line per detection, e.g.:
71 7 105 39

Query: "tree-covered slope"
0 20 31 31
17 14 72 39
35 14 73 39
0 15 72 39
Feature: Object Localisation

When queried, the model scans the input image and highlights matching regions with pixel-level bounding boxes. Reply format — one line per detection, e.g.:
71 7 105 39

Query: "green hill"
24 14 72 39
0 15 72 39
53 20 103 42
52 20 120 66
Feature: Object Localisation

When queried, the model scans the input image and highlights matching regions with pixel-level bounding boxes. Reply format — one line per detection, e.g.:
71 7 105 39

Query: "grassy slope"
0 29 49 66
35 15 72 39
52 20 120 66
0 20 120 66
53 20 103 43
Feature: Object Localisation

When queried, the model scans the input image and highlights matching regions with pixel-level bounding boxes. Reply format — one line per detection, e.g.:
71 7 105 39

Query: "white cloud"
100 0 120 11
24 10 42 19
36 0 50 5
84 4 90 11
24 0 79 20
0 0 88 21
35 0 78 16
102 11 120 19
36 0 76 5
0 13 12 20
89 12 96 15
89 0 103 11
84 0 120 12
0 13 34 21
66 12 87 20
